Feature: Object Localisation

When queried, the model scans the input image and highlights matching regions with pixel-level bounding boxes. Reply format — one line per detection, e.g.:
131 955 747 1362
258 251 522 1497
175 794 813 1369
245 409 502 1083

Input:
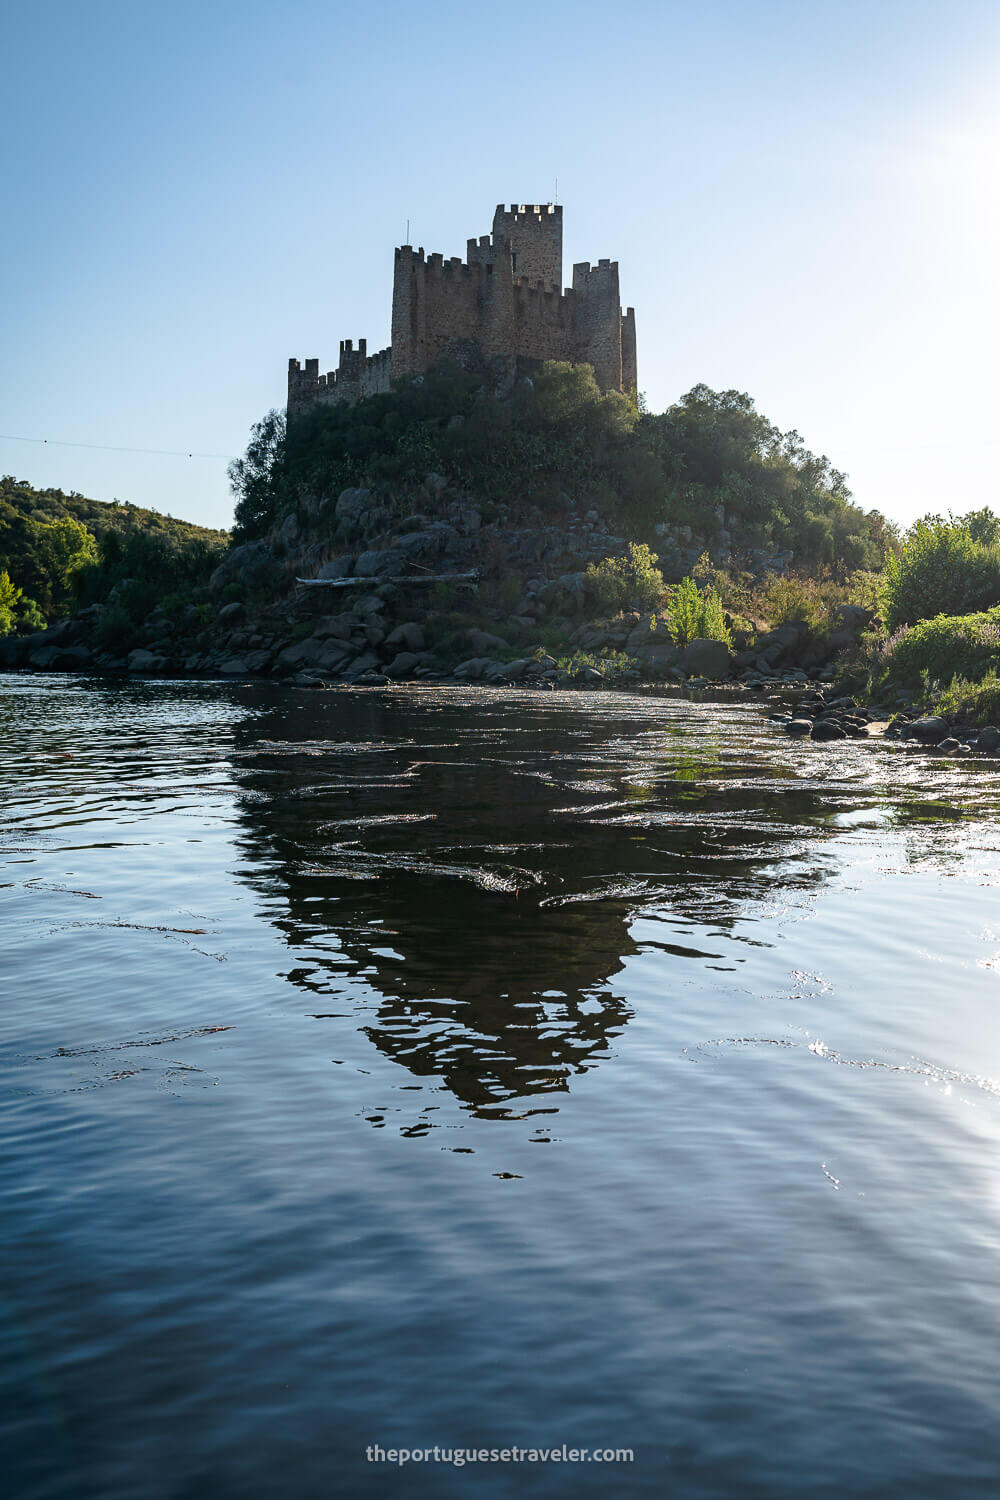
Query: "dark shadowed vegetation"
229 363 894 577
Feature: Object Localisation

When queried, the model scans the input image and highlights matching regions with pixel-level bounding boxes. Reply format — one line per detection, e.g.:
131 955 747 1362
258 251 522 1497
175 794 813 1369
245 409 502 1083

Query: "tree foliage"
584 543 665 612
668 575 732 646
880 512 1000 631
0 571 21 636
641 385 892 573
228 409 288 540
18 515 97 611
229 364 893 579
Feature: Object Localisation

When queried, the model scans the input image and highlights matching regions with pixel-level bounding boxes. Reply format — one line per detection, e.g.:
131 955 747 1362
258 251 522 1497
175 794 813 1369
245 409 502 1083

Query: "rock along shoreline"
5 636 999 763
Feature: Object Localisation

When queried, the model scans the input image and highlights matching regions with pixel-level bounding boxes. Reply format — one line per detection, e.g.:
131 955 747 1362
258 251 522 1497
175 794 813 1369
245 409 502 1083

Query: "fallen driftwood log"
296 570 479 589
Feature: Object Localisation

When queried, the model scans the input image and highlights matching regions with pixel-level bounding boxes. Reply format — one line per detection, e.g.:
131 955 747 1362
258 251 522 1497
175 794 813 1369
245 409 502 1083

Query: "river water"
3 673 1000 1499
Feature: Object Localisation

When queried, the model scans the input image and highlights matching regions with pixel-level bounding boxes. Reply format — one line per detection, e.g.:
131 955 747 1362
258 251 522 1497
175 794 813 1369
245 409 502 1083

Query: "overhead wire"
0 433 233 460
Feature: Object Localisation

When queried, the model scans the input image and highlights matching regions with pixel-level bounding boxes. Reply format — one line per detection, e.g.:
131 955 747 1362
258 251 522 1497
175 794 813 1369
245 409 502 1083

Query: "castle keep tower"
491 202 563 287
288 202 636 421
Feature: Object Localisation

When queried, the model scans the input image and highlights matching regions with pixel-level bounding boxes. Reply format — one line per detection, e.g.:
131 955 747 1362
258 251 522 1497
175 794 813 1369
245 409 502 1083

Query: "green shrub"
584 543 664 613
843 569 882 616
668 574 732 646
887 606 1000 685
668 576 701 644
93 602 135 653
933 670 1000 724
880 518 1000 631
697 588 732 645
758 573 830 632
555 648 635 678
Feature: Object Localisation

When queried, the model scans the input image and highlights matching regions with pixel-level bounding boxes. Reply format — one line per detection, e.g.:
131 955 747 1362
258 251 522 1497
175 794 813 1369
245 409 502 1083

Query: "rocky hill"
0 366 890 687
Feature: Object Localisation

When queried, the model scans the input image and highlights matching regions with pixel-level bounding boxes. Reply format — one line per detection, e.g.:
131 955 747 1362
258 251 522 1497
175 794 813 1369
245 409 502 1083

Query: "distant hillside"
0 475 227 548
0 475 228 629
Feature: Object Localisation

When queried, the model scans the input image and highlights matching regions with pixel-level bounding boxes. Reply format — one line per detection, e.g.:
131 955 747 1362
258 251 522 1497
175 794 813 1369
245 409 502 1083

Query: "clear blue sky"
2 0 999 531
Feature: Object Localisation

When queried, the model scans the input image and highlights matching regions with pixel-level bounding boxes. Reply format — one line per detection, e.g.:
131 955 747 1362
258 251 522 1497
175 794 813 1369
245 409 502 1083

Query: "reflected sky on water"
3 675 1000 1498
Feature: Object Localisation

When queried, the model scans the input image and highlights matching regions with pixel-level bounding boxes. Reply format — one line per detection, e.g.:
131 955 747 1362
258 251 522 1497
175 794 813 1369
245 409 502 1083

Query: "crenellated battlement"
288 200 635 419
572 259 619 284
287 341 392 416
495 202 562 222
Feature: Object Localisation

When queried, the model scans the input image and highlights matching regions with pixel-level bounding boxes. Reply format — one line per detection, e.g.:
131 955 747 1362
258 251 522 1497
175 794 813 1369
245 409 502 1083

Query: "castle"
287 202 636 420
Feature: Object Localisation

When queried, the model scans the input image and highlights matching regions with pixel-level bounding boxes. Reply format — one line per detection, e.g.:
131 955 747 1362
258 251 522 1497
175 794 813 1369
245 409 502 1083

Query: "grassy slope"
0 475 228 548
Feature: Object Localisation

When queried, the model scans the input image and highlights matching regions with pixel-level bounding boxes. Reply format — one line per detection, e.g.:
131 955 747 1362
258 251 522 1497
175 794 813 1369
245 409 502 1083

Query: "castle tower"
289 201 635 422
492 203 562 289
572 259 625 393
621 308 637 400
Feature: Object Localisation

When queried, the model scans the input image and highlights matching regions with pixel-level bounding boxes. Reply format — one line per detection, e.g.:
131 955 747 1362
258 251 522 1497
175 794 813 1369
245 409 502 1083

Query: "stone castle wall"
288 202 636 418
287 341 392 420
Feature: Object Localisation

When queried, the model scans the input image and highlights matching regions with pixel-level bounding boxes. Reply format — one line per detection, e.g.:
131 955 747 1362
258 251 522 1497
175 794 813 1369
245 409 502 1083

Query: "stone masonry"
288 203 637 420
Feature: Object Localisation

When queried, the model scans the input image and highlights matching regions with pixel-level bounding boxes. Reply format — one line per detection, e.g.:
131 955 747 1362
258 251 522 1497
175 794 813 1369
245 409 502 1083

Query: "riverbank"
2 470 995 760
6 643 1000 764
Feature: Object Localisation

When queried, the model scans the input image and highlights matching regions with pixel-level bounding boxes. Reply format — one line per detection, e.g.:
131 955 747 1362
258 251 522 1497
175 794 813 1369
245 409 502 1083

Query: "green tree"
960 506 1000 546
17 595 45 631
0 571 22 635
880 516 1000 631
22 515 98 610
229 409 287 539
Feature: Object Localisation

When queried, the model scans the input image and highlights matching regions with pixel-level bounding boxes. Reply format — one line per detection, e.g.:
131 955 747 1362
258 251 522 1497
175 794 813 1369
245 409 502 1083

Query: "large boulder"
49 646 93 672
335 487 372 522
680 638 731 679
452 657 494 680
636 638 679 669
909 716 949 742
275 636 331 671
466 628 510 654
836 604 874 633
28 647 60 670
625 614 659 652
209 540 272 594
384 651 421 679
755 624 801 661
393 522 460 562
354 548 410 578
384 622 425 652
316 555 354 580
127 649 165 674
496 657 530 681
276 512 300 546
342 651 380 677
0 637 25 669
319 642 356 671
218 649 274 676
315 613 361 641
